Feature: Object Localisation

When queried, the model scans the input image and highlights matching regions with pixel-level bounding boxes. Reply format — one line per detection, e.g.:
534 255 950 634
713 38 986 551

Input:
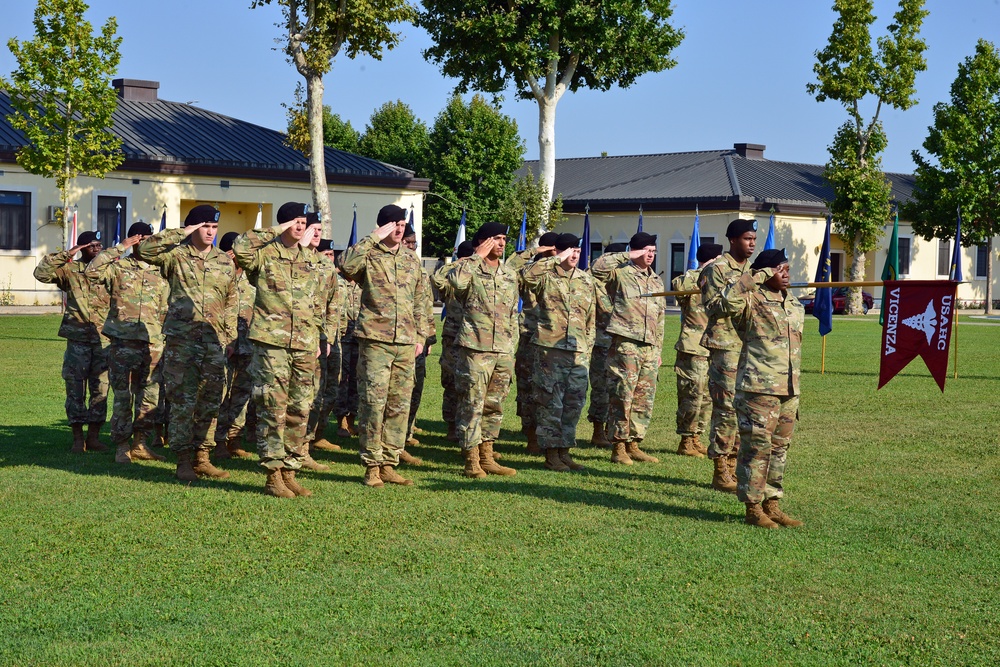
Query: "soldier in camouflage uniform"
671 243 723 459
449 222 531 478
514 231 559 453
432 241 475 443
400 224 435 464
587 241 626 448
590 232 665 465
135 205 237 483
86 222 169 464
521 233 595 472
34 230 112 452
233 203 339 498
719 249 804 529
213 231 256 461
335 277 363 438
340 204 433 488
305 236 345 458
699 219 756 493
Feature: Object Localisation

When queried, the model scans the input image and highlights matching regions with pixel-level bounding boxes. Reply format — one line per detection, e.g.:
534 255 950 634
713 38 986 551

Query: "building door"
97 195 128 245
830 252 843 282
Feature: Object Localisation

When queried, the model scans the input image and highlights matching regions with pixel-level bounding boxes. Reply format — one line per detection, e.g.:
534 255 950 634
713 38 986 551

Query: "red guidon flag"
879 280 959 391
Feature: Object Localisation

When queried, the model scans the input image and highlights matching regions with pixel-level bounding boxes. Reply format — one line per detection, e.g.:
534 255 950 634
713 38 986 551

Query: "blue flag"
348 208 358 247
516 210 527 252
762 212 776 251
950 206 964 282
159 209 167 232
580 208 591 270
637 206 644 233
686 206 700 270
813 215 834 336
114 203 122 245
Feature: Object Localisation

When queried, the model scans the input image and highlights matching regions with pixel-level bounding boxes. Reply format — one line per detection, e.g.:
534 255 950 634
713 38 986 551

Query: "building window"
589 242 602 267
699 235 715 246
898 237 911 275
976 244 989 279
0 190 31 250
97 195 127 245
937 239 951 276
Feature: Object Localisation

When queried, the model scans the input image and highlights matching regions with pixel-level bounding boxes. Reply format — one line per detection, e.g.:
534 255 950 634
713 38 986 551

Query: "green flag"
879 212 900 325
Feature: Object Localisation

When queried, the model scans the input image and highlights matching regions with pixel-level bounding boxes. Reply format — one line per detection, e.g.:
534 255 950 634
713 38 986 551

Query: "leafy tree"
496 171 564 254
251 0 416 234
419 1 683 227
285 92 361 154
807 0 928 313
357 100 429 173
1 0 122 245
905 39 1000 314
422 94 525 258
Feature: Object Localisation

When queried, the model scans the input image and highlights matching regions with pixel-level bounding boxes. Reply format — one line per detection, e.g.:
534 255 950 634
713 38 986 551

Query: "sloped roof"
0 89 427 189
522 146 915 214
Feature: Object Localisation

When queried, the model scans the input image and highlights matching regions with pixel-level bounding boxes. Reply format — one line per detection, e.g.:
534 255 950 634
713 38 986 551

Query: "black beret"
605 242 628 253
185 205 220 226
317 238 334 252
377 204 407 226
555 233 581 251
277 202 309 224
629 232 656 250
726 218 758 238
456 240 475 258
218 232 239 252
305 212 322 226
473 221 509 244
127 222 153 238
403 223 416 238
77 230 100 246
751 248 788 271
697 243 724 263
538 231 560 246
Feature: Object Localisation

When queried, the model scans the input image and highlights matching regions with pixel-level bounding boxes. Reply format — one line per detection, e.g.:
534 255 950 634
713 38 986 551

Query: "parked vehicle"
799 287 874 315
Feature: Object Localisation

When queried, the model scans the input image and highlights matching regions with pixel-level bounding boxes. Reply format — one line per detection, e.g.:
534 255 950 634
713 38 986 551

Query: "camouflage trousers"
439 335 461 426
251 342 318 471
707 347 741 459
606 336 660 443
335 339 359 418
674 351 711 437
306 339 341 442
407 346 428 436
734 391 798 504
456 348 515 451
587 343 611 424
514 333 538 429
215 352 253 444
108 337 163 444
62 339 109 425
356 339 415 467
534 347 589 450
162 336 227 454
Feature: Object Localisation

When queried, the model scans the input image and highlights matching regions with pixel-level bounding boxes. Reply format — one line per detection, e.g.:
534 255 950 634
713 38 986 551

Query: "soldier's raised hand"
374 219 399 241
299 223 319 247
122 234 144 249
474 237 496 258
183 222 205 237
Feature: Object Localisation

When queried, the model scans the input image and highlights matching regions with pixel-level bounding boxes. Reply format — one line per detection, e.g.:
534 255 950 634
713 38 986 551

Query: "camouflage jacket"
449 253 529 354
135 227 238 346
514 250 542 337
699 252 751 350
521 257 596 354
232 270 257 355
418 268 437 347
232 227 338 352
86 244 169 344
590 251 665 347
592 272 614 348
432 262 463 340
720 271 803 397
340 280 362 343
33 250 110 344
312 253 342 345
340 233 433 345
672 268 710 356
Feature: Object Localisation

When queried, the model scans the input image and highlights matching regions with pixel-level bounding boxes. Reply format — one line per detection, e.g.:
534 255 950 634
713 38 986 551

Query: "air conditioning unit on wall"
47 205 63 223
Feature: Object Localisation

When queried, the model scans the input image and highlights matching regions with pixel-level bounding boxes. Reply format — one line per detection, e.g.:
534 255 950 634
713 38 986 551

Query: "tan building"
528 143 998 309
0 79 429 305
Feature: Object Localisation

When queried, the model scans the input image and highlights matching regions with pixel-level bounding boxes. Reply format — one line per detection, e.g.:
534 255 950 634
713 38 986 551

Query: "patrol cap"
751 248 788 271
473 221 509 244
605 242 628 253
77 230 100 245
456 240 475 258
629 232 656 250
697 243 723 263
317 238 335 252
376 204 407 227
305 212 322 226
538 231 560 247
555 233 581 251
127 222 153 238
403 223 416 238
277 202 309 224
185 205 220 226
726 218 758 239
219 232 239 252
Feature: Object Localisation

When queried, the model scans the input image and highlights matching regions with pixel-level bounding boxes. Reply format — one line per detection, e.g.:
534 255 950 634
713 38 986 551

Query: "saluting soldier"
586 241 627 448
431 240 475 443
34 230 112 453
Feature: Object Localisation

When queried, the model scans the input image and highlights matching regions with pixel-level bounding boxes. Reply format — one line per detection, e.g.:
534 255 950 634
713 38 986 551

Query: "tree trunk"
985 236 994 315
847 233 867 314
537 96 556 232
306 74 332 238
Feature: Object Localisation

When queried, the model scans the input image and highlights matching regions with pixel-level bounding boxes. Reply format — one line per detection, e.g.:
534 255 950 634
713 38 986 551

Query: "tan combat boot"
559 448 585 471
544 447 570 472
176 451 198 482
226 437 252 459
281 469 313 497
676 436 705 458
85 422 108 452
398 449 423 466
151 424 167 448
379 465 414 486
692 434 708 456
114 441 132 464
193 449 230 479
337 415 352 438
264 468 295 498
462 446 487 479
727 454 738 480
346 414 358 436
626 441 659 463
301 454 330 472
711 457 737 494
524 426 542 454
762 498 803 527
610 441 633 465
480 440 516 476
212 440 232 460
405 434 420 446
590 422 612 448
363 465 384 488
311 437 341 452
745 502 780 529
71 424 86 453
129 431 166 461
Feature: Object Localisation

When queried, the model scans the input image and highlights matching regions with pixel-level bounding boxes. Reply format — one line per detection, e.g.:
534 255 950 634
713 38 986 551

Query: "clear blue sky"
2 0 999 175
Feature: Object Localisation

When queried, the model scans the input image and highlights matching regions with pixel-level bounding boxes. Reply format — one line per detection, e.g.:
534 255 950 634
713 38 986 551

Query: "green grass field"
1 313 998 666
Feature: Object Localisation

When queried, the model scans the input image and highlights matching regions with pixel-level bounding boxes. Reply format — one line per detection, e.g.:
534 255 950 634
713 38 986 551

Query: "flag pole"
952 315 959 379
821 336 827 375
